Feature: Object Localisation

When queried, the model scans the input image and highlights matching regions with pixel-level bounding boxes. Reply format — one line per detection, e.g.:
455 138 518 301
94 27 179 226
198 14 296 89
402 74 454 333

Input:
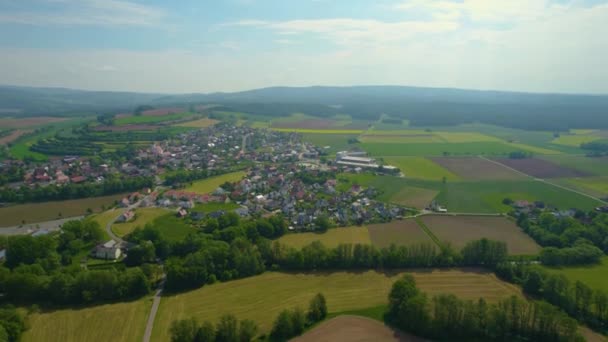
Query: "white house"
94 240 122 260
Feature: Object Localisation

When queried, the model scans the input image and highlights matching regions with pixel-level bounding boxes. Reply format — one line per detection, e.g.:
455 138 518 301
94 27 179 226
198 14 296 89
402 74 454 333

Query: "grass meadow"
383 156 460 181
278 226 372 249
540 257 608 292
111 207 171 237
185 171 247 194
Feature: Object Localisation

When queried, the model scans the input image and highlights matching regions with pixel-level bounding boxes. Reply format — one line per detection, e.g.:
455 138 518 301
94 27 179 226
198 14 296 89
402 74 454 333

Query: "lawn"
0 194 125 227
175 117 219 128
111 207 171 237
278 227 371 249
540 257 608 292
184 171 247 194
192 202 240 213
115 112 195 125
22 298 151 342
383 156 459 181
420 215 541 255
150 213 197 242
152 269 521 341
367 220 434 248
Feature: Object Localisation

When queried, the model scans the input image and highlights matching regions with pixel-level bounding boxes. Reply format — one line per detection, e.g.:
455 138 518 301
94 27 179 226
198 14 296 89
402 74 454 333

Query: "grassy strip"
326 305 387 322
414 217 443 249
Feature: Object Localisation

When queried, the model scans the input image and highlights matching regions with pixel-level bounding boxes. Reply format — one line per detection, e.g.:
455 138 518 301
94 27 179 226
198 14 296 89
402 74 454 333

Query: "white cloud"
0 0 165 27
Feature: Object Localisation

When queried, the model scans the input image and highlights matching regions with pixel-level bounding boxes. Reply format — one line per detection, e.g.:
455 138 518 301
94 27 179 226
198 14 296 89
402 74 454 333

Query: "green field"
115 112 196 125
152 269 521 341
184 171 247 194
112 207 171 237
278 227 371 249
23 299 151 342
272 128 364 134
558 177 608 197
367 220 434 248
552 133 603 147
0 194 125 227
362 142 529 157
383 156 459 181
150 213 197 241
389 186 438 209
541 257 608 292
174 117 219 128
192 202 240 213
301 133 361 155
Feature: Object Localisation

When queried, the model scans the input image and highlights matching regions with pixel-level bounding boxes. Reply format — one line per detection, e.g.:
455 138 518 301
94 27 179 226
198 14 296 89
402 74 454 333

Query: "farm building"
94 240 122 260
336 151 397 171
116 210 135 222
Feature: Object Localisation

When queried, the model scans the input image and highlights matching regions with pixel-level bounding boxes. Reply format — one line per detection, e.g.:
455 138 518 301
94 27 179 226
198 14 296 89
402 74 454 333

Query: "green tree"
216 314 238 342
170 318 198 342
270 310 293 341
238 319 258 342
307 293 327 323
196 321 216 342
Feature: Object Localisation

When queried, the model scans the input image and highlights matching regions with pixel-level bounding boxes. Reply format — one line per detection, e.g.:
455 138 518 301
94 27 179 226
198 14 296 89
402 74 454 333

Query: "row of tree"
496 262 608 334
387 274 582 341
0 306 26 342
0 174 153 203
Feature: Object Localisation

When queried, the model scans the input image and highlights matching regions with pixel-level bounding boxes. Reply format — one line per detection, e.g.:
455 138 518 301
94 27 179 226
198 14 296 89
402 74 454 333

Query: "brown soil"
494 158 592 178
368 219 433 248
432 157 524 180
0 129 31 144
292 316 427 342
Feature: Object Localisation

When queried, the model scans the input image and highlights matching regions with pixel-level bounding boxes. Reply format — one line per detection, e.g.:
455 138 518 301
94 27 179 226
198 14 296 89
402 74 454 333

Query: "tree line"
0 174 153 203
387 274 582 341
496 262 608 334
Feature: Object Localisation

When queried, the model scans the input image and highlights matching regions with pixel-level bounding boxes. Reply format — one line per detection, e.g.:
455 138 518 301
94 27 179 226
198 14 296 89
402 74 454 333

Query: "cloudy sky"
1 0 607 94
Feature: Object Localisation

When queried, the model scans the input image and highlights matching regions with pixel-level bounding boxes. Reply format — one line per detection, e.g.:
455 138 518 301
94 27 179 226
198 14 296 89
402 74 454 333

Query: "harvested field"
494 158 591 178
279 227 371 249
0 129 31 144
185 171 247 194
0 194 125 227
292 316 425 342
272 118 338 129
384 157 459 181
432 157 525 180
420 215 541 255
152 269 521 341
367 220 433 248
175 117 218 128
389 186 438 209
93 124 159 132
0 116 65 128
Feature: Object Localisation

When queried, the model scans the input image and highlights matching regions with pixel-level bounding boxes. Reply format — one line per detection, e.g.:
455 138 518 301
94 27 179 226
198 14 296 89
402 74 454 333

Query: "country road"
478 156 607 205
104 200 143 244
143 274 165 342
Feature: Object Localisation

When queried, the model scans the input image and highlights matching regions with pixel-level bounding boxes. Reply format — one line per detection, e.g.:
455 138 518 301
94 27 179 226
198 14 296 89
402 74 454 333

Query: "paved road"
143 270 166 342
104 200 142 244
0 216 84 235
479 156 607 205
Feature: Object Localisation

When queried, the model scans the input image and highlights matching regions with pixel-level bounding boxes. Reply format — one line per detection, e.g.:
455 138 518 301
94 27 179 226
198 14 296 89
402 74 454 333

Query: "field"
22 299 151 342
431 157 525 180
383 156 459 181
0 129 31 144
114 112 195 126
0 194 125 227
293 316 422 342
541 257 608 292
301 133 360 155
278 227 371 249
270 113 368 131
557 177 608 197
552 131 603 147
540 155 608 176
367 220 434 248
152 269 522 341
0 116 65 128
419 215 541 255
362 142 529 157
111 207 171 237
388 186 438 209
184 171 247 194
272 128 364 134
150 213 197 241
175 117 218 128
494 158 590 178
92 124 159 132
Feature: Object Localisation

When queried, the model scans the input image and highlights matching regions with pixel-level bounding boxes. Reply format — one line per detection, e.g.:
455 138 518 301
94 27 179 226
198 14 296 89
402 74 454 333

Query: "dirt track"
292 316 427 342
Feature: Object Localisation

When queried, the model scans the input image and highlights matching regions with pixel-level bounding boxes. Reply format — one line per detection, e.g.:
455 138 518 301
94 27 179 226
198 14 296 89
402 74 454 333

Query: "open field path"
479 156 607 205
143 272 165 342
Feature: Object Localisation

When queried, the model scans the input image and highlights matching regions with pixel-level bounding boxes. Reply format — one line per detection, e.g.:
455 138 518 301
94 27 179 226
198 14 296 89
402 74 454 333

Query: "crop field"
360 132 443 143
552 132 603 146
114 112 195 126
293 316 421 342
270 113 368 131
362 142 529 157
494 158 591 178
92 124 160 132
383 156 459 181
278 227 371 249
184 171 247 194
23 298 151 342
431 157 525 180
556 177 608 197
175 117 219 128
272 127 365 134
0 194 125 227
112 207 171 237
389 186 439 209
540 257 608 292
420 215 541 255
540 155 608 176
152 269 521 341
0 116 66 128
367 220 434 248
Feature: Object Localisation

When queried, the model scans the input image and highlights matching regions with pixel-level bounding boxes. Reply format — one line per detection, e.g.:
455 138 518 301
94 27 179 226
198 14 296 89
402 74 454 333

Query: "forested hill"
2 85 608 130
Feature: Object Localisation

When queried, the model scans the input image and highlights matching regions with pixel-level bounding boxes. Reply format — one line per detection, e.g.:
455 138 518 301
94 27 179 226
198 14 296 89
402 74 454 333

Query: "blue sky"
0 0 607 93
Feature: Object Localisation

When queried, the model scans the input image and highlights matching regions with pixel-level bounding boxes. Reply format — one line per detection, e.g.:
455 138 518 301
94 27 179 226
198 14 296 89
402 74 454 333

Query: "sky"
0 0 607 94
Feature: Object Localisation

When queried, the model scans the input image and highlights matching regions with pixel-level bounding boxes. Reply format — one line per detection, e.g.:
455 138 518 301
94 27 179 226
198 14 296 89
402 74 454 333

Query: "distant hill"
1 85 607 131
